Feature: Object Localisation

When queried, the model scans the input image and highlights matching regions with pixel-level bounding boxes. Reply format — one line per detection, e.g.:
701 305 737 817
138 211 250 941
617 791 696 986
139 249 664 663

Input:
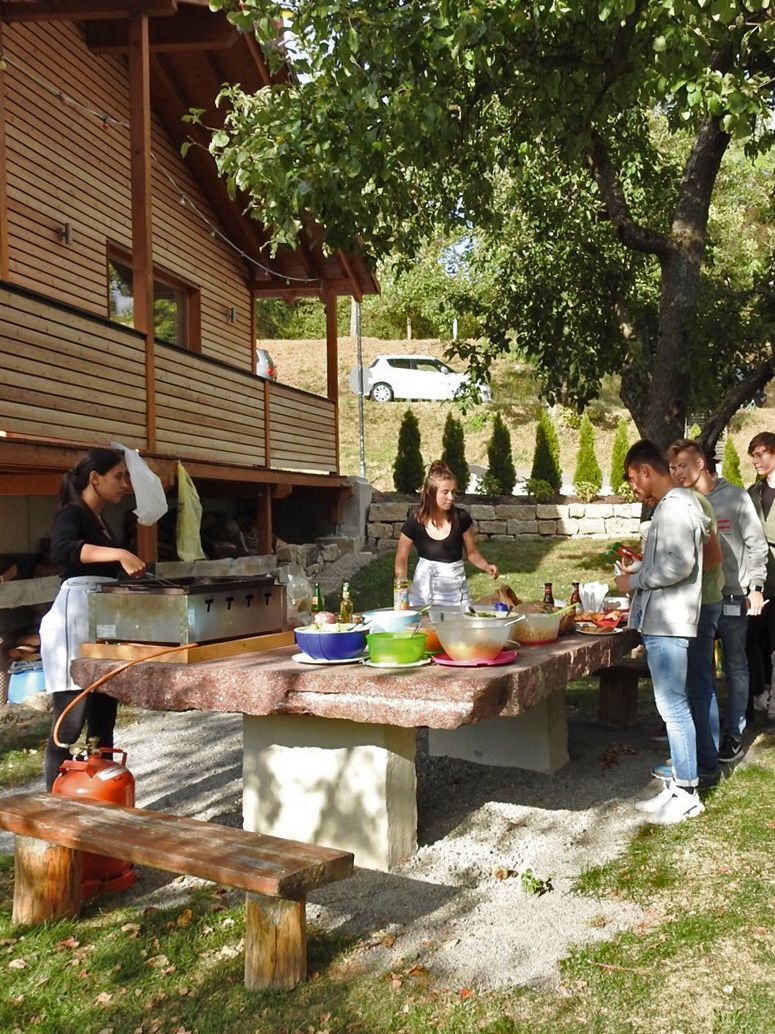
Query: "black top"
761 481 775 521
50 503 122 581
400 507 473 563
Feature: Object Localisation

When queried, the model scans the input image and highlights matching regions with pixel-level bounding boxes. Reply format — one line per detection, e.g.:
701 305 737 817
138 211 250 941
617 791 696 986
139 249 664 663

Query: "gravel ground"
2 692 680 990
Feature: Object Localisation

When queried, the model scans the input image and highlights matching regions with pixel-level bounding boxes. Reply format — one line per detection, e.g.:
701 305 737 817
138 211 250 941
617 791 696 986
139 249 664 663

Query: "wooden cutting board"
78 630 294 664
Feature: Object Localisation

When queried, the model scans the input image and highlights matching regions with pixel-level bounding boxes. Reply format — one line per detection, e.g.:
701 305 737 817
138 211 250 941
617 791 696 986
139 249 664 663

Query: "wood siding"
268 382 337 473
0 283 146 447
2 19 253 370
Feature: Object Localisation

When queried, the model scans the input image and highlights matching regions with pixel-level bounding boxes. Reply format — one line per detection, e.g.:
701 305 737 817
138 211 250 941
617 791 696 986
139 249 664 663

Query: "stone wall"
366 497 641 552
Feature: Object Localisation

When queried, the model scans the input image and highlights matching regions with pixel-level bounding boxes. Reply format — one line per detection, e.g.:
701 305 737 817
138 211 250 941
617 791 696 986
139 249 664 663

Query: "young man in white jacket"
668 440 767 762
615 440 710 824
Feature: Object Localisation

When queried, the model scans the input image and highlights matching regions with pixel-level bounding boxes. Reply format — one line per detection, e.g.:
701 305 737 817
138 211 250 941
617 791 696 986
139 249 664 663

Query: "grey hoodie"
629 487 709 637
706 477 768 596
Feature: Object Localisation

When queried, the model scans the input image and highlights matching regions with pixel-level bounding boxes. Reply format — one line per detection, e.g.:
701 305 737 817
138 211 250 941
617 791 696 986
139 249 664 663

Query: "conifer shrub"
530 410 562 493
392 409 424 493
573 413 603 496
441 412 470 492
610 418 630 495
485 413 516 495
723 435 744 487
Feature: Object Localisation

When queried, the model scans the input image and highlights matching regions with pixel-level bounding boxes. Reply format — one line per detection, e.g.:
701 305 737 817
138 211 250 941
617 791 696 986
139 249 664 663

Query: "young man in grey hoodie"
668 440 767 762
615 440 710 825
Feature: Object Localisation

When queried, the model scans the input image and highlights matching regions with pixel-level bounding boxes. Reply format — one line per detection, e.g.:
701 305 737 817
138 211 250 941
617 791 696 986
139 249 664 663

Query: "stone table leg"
242 714 417 872
427 687 569 774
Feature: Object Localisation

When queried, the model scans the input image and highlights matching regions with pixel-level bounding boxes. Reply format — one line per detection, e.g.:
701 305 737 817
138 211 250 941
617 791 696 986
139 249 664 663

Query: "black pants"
745 599 775 703
44 691 118 791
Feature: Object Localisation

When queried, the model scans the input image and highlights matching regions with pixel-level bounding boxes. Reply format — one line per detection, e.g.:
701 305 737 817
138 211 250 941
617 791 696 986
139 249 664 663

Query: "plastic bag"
285 569 313 628
111 441 168 526
175 461 206 562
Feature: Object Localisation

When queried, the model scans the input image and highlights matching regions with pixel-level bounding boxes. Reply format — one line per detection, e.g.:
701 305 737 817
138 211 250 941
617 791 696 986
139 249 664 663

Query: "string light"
0 49 322 285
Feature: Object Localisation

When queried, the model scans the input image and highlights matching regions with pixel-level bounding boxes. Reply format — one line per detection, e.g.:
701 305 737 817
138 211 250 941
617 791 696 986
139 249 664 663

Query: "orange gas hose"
53 642 199 749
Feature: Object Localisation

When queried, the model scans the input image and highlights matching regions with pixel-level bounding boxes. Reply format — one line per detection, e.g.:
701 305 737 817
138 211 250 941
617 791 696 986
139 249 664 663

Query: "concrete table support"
428 686 569 773
243 714 417 871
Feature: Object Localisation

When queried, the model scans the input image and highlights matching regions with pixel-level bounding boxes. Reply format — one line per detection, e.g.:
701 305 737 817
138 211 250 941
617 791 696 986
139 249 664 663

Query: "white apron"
410 558 469 608
40 576 116 694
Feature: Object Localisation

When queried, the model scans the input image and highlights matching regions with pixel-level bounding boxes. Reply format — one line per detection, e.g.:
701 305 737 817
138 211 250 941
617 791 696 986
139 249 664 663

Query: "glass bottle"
569 582 581 611
339 582 354 623
393 577 410 610
311 582 324 614
542 582 555 612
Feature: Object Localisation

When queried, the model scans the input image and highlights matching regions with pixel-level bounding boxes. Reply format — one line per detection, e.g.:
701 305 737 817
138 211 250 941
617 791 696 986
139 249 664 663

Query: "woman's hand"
120 551 147 578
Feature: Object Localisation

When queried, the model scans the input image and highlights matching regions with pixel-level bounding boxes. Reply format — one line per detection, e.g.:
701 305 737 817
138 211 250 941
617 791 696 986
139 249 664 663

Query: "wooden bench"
0 792 353 991
595 657 650 729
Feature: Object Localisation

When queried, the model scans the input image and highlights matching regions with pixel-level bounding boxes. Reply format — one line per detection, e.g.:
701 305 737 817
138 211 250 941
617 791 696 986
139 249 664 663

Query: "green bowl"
366 631 427 665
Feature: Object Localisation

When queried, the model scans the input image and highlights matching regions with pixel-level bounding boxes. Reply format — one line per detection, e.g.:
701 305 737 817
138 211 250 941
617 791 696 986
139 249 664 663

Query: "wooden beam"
263 379 271 468
0 472 61 495
256 486 272 554
324 289 340 474
0 20 9 279
337 250 363 302
0 1 178 22
85 8 236 53
136 522 158 565
128 12 156 451
252 277 356 298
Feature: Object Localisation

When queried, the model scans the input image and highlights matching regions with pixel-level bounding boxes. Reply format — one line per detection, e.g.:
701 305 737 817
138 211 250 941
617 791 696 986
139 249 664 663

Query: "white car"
255 347 277 381
348 354 492 403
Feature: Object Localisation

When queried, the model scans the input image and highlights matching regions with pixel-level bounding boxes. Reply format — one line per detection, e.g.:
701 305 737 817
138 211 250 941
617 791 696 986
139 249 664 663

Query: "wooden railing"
0 283 338 474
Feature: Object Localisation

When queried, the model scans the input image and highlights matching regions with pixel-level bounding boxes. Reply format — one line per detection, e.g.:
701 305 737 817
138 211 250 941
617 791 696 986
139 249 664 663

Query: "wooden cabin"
0 0 377 565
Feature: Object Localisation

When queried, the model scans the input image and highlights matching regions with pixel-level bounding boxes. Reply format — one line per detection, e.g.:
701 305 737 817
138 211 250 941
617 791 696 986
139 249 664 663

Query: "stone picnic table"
73 629 639 871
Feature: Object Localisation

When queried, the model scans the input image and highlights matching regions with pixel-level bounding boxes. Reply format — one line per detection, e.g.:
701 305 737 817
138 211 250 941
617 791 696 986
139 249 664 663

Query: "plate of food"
575 609 627 631
575 624 625 636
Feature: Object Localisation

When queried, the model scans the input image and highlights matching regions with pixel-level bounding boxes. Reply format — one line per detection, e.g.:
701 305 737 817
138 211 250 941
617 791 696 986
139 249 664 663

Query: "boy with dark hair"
615 439 709 824
746 432 775 716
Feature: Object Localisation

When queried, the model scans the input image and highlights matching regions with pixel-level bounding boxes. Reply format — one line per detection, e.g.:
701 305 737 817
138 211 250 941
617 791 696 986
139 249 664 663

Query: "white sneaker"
635 782 676 814
651 786 705 825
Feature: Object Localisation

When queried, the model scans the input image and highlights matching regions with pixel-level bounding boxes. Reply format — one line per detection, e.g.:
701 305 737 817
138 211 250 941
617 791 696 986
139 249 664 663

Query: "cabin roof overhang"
0 0 379 301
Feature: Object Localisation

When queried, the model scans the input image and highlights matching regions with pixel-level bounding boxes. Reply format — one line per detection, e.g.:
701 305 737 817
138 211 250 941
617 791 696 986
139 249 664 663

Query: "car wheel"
370 382 394 402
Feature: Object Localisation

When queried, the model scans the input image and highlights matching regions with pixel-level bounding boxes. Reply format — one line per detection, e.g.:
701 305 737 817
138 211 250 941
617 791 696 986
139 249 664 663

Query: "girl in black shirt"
40 448 146 788
395 460 499 607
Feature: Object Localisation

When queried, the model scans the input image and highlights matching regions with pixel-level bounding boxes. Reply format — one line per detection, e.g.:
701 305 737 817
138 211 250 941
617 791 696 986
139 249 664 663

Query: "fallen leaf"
176 909 193 928
146 954 171 969
459 987 475 999
391 977 403 990
492 865 513 880
95 992 113 1005
381 934 396 948
8 959 27 970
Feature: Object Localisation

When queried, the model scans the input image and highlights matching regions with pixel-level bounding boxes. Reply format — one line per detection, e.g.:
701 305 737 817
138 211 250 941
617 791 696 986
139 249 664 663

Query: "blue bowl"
362 608 421 633
294 625 367 661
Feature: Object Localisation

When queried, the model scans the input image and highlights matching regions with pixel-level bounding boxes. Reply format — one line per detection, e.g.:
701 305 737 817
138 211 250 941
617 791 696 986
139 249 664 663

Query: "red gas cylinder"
52 742 136 899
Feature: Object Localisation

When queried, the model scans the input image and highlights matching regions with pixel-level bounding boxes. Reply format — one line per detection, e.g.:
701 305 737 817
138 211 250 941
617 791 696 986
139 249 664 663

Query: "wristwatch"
749 585 764 593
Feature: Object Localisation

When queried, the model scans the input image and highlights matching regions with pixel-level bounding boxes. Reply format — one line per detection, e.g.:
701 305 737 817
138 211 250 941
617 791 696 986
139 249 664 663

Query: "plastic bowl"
512 610 562 645
431 615 512 662
294 625 367 661
366 631 428 665
362 608 422 633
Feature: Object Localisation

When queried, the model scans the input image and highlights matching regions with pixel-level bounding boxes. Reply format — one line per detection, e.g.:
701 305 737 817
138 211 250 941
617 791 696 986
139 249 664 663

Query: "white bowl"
362 608 422 633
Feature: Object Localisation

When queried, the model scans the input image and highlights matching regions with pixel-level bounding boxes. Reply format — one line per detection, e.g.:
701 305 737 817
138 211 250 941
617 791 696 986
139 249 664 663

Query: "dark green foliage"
485 413 516 495
610 418 630 494
393 409 424 493
525 478 555 502
441 412 470 492
574 414 603 495
530 410 562 493
723 435 744 487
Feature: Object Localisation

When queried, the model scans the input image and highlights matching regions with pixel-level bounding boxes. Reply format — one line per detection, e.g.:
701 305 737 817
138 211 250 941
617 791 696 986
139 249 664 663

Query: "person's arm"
394 533 413 580
628 496 705 590
79 544 146 577
703 528 722 570
737 493 768 615
462 527 499 579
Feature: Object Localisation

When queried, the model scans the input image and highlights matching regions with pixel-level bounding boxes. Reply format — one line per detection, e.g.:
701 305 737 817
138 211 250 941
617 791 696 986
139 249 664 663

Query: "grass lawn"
2 541 773 1033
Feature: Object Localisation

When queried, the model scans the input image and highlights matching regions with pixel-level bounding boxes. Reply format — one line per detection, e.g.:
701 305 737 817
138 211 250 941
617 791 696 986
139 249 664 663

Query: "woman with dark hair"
40 447 146 789
394 460 499 607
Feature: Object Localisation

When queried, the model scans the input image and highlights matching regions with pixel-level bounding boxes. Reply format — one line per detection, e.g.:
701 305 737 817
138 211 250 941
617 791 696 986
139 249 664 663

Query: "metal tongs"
132 570 181 589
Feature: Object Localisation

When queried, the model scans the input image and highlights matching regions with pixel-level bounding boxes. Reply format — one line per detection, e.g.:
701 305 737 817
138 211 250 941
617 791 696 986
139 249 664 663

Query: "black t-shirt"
761 481 775 520
400 507 473 563
50 503 122 580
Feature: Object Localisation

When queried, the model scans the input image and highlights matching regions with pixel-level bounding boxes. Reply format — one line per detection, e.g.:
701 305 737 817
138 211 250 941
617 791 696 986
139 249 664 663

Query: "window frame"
106 244 201 353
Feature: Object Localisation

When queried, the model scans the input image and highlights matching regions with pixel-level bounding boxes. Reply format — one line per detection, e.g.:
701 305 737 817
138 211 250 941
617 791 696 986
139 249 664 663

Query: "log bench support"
596 658 650 730
0 793 353 992
428 687 569 774
243 714 417 872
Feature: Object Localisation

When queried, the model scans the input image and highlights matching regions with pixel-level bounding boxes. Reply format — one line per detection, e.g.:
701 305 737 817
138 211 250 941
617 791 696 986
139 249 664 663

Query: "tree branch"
672 117 730 254
586 133 673 258
699 356 775 450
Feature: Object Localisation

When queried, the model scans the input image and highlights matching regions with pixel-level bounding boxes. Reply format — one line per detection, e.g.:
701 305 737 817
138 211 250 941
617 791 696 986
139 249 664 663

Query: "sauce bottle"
569 582 581 612
339 582 354 623
542 582 555 612
393 577 410 610
311 582 324 615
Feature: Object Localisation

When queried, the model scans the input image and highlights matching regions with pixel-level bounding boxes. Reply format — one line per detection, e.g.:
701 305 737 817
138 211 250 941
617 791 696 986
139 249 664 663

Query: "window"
108 253 200 351
387 358 413 369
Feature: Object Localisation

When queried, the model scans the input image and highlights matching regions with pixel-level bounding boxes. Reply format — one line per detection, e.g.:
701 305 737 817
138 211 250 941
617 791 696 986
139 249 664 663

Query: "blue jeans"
643 634 697 787
687 602 722 774
718 600 749 738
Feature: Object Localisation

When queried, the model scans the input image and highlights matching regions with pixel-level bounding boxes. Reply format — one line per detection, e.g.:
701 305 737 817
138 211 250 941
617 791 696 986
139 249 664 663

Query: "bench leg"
13 836 81 925
244 892 306 991
598 671 639 729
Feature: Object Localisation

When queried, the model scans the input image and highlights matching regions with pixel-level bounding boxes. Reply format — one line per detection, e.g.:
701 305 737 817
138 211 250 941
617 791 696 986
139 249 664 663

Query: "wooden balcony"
0 281 337 477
